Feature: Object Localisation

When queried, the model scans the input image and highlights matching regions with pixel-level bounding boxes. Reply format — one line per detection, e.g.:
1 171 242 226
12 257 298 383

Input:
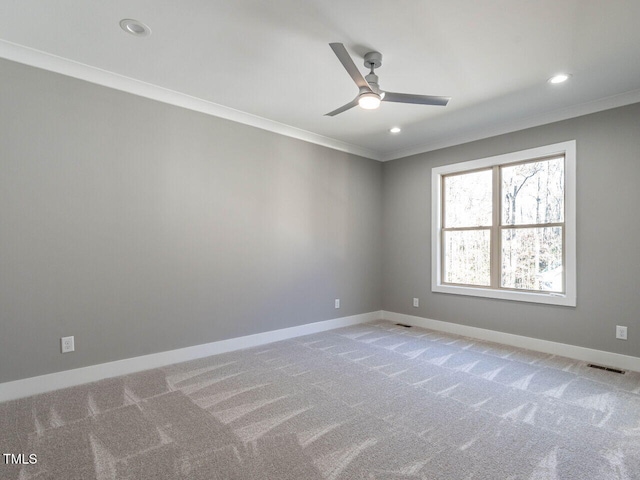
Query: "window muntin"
432 141 576 307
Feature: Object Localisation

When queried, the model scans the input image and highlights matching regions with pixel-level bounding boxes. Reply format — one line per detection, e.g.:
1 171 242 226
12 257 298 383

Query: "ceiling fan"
325 43 451 116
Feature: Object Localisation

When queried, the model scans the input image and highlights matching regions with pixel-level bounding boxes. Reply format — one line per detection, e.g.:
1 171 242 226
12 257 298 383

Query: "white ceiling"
1 0 640 161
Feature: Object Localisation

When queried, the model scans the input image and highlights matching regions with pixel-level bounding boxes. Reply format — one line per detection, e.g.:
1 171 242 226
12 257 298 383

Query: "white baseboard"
0 311 381 402
383 311 640 372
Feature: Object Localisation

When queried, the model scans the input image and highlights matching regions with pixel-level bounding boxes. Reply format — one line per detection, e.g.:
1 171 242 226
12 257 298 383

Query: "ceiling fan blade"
329 43 373 92
324 98 359 117
382 91 450 106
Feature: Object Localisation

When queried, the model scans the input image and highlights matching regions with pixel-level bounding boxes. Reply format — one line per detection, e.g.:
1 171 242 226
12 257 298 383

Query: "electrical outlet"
335 299 340 309
61 336 75 353
616 326 628 340
413 298 419 307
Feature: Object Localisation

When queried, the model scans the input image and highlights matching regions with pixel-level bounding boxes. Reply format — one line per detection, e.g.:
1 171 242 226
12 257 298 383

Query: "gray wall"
382 102 640 357
0 59 383 383
2 56 638 386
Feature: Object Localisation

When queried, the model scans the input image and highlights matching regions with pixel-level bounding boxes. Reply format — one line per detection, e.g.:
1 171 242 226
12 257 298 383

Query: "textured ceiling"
1 0 640 160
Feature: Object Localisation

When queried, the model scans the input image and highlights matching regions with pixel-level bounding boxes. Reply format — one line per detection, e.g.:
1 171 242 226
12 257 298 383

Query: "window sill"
432 284 576 307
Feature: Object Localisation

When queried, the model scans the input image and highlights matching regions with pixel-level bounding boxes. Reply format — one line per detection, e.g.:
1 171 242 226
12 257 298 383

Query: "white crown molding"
2 40 639 164
381 88 640 161
0 311 382 402
0 40 382 161
383 311 640 373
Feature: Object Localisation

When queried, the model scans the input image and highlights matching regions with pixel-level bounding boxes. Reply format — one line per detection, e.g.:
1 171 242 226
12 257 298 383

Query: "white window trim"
431 140 576 307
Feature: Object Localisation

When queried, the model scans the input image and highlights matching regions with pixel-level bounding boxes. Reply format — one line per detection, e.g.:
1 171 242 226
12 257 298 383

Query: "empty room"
1 1 640 479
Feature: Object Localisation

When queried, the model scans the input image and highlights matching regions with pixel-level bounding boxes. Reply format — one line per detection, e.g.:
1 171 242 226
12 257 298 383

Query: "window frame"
432 141 576 307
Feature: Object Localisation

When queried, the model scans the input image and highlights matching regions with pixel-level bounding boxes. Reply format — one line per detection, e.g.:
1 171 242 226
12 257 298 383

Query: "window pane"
444 170 492 227
444 230 491 286
501 227 563 292
501 157 564 225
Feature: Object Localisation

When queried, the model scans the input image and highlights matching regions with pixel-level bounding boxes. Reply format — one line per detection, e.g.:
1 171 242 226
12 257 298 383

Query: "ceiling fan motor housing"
364 52 383 93
365 73 381 93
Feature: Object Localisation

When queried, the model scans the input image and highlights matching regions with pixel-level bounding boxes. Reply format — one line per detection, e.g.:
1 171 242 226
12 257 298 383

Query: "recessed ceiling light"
389 127 402 134
120 19 151 37
548 73 571 84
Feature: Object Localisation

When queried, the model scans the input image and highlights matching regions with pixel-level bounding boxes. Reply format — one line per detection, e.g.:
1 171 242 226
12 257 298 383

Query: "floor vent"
587 364 626 374
395 323 413 328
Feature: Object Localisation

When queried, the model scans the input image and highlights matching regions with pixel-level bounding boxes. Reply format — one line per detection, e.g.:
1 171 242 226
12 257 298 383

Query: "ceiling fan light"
358 92 381 110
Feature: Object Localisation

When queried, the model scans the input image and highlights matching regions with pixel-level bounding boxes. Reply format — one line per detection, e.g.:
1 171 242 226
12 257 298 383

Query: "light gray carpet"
2 320 640 479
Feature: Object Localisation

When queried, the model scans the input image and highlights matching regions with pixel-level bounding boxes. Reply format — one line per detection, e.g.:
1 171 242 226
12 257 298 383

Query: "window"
432 141 576 306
